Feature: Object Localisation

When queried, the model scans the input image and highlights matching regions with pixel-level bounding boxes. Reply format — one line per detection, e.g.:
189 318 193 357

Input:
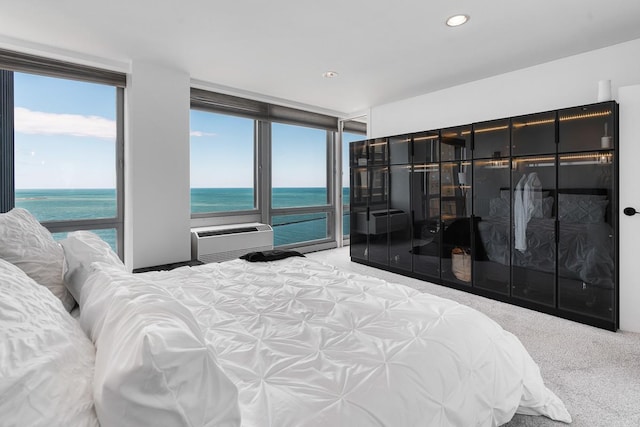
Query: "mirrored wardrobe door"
510 155 557 307
388 164 412 272
349 164 369 262
368 166 389 266
557 151 615 321
472 158 511 295
411 162 441 280
440 160 472 286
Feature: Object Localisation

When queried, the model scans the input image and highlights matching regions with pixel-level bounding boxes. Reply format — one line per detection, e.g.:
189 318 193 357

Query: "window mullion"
0 70 14 213
326 130 336 241
334 127 343 246
42 218 122 233
258 120 271 225
116 87 125 258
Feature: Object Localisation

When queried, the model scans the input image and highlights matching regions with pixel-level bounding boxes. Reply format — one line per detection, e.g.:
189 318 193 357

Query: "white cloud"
190 130 217 137
14 107 116 139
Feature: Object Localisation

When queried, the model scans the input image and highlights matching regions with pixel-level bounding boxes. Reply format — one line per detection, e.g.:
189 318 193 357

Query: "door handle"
624 207 638 216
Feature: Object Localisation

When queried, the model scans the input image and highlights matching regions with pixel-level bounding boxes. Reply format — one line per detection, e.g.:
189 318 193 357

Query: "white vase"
598 80 612 102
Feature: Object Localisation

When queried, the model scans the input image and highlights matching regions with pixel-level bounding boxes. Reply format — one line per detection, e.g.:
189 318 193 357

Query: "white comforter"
141 257 571 427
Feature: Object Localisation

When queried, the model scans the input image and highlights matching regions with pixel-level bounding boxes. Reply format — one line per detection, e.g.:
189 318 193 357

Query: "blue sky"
15 71 361 189
14 73 117 189
189 110 330 188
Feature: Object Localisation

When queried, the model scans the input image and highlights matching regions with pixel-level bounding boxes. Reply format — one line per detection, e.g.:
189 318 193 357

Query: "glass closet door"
473 118 510 159
557 103 616 322
388 164 412 271
557 152 615 321
510 111 557 306
365 138 389 266
411 162 440 280
472 120 512 295
440 126 472 286
411 132 440 280
368 165 389 266
388 134 412 271
559 103 616 152
472 158 511 295
349 140 369 262
510 155 556 306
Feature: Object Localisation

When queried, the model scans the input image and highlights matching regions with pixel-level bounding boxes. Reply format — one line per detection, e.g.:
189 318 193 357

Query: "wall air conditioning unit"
191 223 274 263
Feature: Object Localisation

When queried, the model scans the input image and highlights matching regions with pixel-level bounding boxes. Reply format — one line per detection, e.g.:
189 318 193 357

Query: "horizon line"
15 186 350 190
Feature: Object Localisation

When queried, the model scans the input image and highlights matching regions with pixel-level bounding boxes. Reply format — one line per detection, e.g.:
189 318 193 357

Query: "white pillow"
61 230 127 302
0 208 75 311
79 263 241 427
0 258 99 427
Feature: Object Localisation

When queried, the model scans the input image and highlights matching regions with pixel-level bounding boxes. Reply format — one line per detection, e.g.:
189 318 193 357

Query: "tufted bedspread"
140 257 571 427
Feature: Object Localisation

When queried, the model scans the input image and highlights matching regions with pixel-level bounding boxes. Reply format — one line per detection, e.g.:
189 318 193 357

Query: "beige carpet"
306 247 640 427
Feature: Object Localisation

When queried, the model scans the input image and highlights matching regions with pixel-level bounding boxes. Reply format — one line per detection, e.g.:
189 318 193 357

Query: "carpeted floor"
306 247 640 427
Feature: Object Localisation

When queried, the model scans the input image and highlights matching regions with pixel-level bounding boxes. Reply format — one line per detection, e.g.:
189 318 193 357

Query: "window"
272 123 327 207
272 213 328 246
190 110 255 214
0 50 125 254
189 89 346 250
271 123 331 246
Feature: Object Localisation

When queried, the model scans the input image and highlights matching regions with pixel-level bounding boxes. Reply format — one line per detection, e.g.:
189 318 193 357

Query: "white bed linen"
0 208 75 311
0 259 98 427
79 263 241 427
140 257 571 427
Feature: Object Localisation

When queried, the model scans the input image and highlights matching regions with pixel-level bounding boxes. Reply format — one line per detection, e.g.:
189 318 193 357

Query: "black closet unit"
350 101 618 330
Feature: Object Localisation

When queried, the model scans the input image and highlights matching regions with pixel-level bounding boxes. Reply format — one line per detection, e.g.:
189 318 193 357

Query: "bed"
0 208 572 426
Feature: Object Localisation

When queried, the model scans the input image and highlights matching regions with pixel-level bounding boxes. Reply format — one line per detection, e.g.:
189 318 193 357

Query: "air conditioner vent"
191 223 274 263
196 226 259 238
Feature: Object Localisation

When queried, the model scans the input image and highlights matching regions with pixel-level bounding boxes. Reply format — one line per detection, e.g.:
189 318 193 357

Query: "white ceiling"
1 0 640 116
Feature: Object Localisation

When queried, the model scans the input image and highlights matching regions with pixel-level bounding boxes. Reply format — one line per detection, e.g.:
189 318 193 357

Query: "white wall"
369 38 640 332
618 85 640 333
125 60 191 269
370 38 640 137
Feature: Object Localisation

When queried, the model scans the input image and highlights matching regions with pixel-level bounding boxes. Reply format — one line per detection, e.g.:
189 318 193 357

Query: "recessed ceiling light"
322 71 339 78
446 14 469 27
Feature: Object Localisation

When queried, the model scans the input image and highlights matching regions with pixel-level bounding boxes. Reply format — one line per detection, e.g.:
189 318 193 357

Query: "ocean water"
15 188 119 250
15 188 117 221
192 187 333 212
15 188 351 250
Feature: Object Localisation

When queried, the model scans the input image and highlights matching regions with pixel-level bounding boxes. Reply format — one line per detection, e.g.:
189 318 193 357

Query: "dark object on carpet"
240 249 305 262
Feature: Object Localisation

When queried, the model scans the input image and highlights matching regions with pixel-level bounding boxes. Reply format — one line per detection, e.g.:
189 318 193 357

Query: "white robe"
514 174 528 251
514 172 542 252
524 172 542 222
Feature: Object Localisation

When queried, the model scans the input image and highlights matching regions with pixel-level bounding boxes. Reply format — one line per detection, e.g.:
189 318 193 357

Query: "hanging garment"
514 173 528 251
524 172 542 223
515 172 542 252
